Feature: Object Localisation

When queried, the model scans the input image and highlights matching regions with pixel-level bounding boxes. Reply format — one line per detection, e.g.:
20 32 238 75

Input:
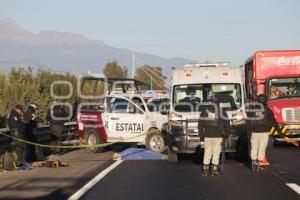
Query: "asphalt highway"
1 146 300 200
81 146 300 200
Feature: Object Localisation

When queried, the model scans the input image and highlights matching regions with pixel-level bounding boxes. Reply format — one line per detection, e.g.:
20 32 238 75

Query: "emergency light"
184 62 230 70
222 71 230 77
186 72 192 77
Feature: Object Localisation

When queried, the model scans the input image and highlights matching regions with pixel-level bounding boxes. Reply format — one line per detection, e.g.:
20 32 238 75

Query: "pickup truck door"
103 96 146 143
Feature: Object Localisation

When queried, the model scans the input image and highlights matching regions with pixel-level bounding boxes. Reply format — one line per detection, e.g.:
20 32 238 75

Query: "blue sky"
0 0 300 66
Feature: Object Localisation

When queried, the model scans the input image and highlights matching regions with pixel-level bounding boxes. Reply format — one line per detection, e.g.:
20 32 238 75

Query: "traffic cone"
261 155 270 166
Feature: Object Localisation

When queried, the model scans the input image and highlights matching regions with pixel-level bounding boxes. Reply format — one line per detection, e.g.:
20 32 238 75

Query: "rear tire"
146 130 166 153
85 129 104 153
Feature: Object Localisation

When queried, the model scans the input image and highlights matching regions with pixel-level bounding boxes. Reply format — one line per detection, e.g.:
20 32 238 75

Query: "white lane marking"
286 183 300 195
68 160 123 200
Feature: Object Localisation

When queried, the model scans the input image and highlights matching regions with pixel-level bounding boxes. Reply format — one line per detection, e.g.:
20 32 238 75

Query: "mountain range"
0 18 193 75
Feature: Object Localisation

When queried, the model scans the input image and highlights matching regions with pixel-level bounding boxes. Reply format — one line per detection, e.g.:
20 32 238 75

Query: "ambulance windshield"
172 83 241 112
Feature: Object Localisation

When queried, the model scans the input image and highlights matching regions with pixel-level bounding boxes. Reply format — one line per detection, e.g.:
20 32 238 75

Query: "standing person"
8 104 25 165
23 102 44 162
246 94 280 172
24 102 44 124
46 103 69 154
198 97 229 176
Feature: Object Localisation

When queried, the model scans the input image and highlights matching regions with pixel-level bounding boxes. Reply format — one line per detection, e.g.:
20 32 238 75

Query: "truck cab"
245 50 300 144
166 63 246 162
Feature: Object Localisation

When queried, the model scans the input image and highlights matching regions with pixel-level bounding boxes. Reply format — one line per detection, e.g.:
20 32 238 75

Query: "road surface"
1 145 300 200
81 146 300 200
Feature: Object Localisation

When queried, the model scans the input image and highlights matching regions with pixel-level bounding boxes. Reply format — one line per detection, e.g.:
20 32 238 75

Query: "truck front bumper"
273 124 300 141
165 125 245 154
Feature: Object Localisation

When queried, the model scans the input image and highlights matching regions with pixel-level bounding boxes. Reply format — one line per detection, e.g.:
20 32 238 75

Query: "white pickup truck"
76 77 169 153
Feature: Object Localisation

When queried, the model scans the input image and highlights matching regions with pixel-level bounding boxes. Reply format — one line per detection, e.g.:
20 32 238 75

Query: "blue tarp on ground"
120 148 164 160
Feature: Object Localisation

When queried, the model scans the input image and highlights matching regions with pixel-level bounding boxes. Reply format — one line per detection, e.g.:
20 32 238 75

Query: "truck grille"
284 108 300 122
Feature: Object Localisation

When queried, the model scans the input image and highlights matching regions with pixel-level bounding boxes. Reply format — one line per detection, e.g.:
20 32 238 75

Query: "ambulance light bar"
184 62 230 70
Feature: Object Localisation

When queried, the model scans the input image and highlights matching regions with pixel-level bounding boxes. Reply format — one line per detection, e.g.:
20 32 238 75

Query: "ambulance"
165 63 246 162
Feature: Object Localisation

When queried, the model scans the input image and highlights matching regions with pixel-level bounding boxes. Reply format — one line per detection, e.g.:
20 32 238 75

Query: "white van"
165 63 246 162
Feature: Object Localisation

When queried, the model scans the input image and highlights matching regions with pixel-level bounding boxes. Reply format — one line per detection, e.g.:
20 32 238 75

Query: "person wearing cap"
198 96 229 176
246 94 280 172
8 104 25 164
23 102 44 124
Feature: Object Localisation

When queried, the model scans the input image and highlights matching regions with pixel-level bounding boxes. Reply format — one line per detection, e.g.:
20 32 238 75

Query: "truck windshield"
268 78 300 99
172 83 241 112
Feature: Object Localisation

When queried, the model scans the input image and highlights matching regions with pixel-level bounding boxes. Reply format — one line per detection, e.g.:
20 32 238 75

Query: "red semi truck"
245 50 300 145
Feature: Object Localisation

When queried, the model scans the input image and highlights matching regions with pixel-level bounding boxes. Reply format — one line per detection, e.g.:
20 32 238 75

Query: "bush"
0 67 77 127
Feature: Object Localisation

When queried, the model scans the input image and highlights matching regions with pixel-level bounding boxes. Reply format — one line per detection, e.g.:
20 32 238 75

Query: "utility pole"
150 74 153 90
132 52 135 79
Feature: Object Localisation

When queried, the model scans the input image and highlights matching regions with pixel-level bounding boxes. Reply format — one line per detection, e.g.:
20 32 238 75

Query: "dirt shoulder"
0 150 114 200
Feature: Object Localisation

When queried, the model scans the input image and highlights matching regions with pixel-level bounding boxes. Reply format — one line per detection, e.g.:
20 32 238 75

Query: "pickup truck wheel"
146 131 166 153
86 129 104 153
167 148 178 163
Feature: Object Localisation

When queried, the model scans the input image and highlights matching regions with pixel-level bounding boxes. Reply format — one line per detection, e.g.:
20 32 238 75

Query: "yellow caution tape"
0 129 161 149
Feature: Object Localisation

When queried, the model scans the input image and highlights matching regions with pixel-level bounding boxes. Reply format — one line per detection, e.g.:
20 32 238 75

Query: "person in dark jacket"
46 103 69 153
8 104 24 132
198 96 230 176
8 104 25 164
23 102 44 162
246 94 280 172
23 102 44 124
